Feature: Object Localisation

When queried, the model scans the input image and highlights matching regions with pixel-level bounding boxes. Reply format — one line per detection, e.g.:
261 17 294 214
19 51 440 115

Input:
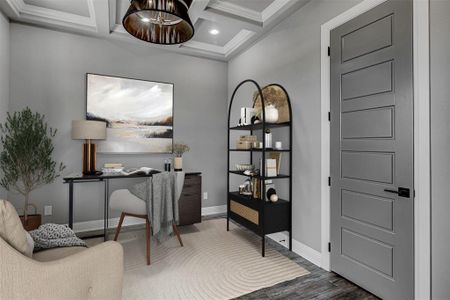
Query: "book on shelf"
102 167 124 173
252 178 260 199
103 163 123 168
270 152 282 175
251 179 274 201
266 159 277 177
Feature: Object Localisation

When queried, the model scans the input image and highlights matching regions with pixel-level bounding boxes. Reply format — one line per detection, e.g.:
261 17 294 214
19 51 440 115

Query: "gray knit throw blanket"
130 171 184 243
30 223 87 252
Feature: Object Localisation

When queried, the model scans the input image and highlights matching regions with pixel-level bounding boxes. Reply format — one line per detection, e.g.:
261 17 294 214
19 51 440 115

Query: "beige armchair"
0 198 124 300
0 237 124 300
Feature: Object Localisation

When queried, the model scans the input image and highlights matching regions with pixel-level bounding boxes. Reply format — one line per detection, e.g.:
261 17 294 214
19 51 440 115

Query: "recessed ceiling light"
141 17 151 23
209 29 220 35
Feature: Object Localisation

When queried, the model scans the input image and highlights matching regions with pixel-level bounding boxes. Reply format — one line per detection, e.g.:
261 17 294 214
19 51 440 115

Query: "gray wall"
8 23 228 224
0 12 9 199
228 0 362 251
430 1 450 298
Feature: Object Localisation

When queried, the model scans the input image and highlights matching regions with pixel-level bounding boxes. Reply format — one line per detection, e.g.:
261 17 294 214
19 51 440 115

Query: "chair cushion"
32 246 86 262
25 231 35 253
109 189 146 215
0 200 33 257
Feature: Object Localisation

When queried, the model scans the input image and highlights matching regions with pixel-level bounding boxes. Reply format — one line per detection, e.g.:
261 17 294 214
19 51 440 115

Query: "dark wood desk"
63 171 201 240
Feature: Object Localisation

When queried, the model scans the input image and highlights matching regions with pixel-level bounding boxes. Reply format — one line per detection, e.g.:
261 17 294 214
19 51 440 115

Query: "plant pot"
19 214 41 231
174 157 183 171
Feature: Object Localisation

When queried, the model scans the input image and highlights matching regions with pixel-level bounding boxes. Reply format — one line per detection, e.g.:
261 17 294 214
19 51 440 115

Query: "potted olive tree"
170 143 190 171
0 108 65 230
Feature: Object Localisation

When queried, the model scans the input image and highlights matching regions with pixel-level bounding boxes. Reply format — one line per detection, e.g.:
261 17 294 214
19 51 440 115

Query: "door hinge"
328 111 331 121
328 242 331 252
328 177 331 186
328 46 331 56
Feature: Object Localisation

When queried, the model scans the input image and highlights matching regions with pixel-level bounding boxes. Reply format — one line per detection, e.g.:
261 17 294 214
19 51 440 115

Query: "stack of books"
102 163 124 174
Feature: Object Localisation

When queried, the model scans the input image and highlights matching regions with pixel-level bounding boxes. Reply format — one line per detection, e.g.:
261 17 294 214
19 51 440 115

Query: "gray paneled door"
330 1 413 299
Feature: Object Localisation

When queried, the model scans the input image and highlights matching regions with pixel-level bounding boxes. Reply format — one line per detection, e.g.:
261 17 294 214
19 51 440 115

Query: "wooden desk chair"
109 175 184 265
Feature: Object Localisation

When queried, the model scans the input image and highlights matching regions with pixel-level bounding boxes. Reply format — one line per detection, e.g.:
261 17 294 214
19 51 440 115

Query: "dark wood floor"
214 215 379 300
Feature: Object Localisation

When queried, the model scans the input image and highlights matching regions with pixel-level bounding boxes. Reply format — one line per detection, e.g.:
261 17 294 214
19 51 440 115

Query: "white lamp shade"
71 120 106 140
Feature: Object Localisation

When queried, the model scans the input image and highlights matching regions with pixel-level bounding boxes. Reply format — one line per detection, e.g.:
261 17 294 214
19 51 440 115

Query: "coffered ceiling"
0 0 309 61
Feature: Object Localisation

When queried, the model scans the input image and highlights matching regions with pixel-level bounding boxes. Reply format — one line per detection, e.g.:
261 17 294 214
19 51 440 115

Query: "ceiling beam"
207 0 262 23
262 0 309 27
91 0 110 35
223 30 255 58
189 0 210 25
108 0 116 32
200 9 263 33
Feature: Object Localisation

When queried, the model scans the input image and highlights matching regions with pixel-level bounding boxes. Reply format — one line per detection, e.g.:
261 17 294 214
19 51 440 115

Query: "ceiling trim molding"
92 0 110 35
111 23 126 34
109 29 226 61
7 0 97 31
189 0 211 25
200 9 263 32
261 0 291 22
223 29 255 57
4 0 24 18
181 28 255 58
20 1 96 27
207 0 262 23
0 0 308 61
181 40 225 55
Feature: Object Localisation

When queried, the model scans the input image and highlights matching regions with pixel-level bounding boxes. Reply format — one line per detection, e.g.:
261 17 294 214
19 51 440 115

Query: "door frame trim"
320 0 430 299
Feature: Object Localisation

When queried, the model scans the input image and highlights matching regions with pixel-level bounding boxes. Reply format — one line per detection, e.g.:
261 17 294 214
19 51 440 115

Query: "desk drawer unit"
179 174 202 225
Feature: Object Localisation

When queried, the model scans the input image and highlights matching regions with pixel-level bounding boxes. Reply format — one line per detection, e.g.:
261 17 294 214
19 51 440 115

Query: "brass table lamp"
71 120 106 175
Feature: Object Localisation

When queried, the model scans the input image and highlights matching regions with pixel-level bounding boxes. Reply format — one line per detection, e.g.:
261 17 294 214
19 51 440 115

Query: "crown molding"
261 0 290 22
182 40 225 55
4 0 24 18
207 0 262 23
223 29 255 57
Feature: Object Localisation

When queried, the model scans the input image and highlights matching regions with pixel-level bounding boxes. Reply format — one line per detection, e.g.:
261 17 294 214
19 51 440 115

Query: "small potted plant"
170 142 190 171
0 108 65 230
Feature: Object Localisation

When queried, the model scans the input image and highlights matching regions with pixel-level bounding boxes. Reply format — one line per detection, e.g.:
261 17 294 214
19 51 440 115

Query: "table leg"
262 235 265 257
104 179 109 241
69 181 74 229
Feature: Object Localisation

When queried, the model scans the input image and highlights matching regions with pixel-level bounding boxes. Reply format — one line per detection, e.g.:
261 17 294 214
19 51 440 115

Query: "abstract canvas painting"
86 74 173 153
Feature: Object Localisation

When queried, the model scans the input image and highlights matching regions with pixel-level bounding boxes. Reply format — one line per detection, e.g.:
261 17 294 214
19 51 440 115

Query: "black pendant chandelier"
123 0 194 45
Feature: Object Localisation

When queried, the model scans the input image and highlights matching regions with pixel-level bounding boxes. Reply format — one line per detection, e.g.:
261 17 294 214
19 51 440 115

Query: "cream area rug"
113 218 309 300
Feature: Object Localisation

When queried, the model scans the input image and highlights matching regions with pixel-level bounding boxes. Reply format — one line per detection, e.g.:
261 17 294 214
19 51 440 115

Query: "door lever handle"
384 189 398 194
384 187 410 198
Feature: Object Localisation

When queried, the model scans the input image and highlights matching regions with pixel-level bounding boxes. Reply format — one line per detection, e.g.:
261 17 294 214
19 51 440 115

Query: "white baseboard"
201 205 227 216
73 205 227 233
267 232 322 267
73 216 145 233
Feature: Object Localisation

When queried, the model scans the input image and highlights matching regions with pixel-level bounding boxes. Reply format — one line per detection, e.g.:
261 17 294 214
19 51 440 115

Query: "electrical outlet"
44 205 52 216
278 239 287 247
203 192 208 200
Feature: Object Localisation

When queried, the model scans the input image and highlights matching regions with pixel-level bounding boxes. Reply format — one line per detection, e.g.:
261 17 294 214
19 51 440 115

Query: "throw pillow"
0 200 33 257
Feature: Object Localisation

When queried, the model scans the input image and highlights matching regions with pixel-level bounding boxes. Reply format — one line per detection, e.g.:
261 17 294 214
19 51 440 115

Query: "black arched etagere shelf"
227 80 292 257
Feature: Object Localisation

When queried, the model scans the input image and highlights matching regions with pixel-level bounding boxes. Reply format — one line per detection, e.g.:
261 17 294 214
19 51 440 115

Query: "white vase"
264 105 279 123
174 157 183 170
